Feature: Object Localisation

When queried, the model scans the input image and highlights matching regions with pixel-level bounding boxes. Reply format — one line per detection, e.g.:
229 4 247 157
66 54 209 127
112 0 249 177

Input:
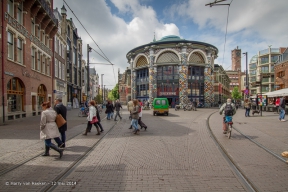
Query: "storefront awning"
263 88 288 97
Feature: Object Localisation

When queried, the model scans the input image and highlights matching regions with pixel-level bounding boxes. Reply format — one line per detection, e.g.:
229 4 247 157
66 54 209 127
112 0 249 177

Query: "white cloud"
54 0 180 87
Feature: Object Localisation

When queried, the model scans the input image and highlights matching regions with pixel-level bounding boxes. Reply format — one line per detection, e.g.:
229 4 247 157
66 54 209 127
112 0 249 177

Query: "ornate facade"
126 35 218 107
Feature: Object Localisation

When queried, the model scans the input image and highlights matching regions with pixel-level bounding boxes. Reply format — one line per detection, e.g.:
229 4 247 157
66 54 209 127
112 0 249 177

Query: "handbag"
55 114 66 128
90 116 98 124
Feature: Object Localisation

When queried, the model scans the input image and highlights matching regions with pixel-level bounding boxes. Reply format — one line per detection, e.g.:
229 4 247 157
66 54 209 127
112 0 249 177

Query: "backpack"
224 103 233 116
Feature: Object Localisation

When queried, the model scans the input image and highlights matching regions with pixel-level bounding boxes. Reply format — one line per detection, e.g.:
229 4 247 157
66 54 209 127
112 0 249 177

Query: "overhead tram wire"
63 0 117 83
206 0 234 67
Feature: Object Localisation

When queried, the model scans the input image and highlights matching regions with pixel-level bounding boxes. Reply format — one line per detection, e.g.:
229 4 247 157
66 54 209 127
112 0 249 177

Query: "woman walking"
83 100 101 135
131 99 140 134
105 101 113 120
244 98 251 117
40 101 64 158
95 101 104 132
138 100 147 130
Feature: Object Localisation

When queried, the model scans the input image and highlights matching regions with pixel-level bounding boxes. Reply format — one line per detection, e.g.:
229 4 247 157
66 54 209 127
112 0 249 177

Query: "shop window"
7 78 24 112
7 31 14 60
37 84 47 110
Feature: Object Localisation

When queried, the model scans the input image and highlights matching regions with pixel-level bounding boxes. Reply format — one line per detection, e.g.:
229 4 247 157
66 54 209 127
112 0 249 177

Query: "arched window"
189 52 205 64
156 51 179 63
37 84 47 110
136 56 148 67
7 78 25 112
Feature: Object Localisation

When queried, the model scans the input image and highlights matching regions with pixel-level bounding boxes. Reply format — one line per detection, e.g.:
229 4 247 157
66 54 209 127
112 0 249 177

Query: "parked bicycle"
78 106 89 117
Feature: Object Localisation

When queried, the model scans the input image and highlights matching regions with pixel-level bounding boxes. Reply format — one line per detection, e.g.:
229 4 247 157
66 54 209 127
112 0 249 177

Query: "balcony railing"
37 0 58 26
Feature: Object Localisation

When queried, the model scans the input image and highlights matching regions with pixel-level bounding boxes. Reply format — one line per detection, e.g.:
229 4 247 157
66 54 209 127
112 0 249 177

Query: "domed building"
121 35 218 107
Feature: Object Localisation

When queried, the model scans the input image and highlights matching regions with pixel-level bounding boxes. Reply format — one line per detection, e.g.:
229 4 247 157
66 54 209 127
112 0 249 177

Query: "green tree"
107 91 115 101
111 83 119 99
231 87 242 101
94 94 102 104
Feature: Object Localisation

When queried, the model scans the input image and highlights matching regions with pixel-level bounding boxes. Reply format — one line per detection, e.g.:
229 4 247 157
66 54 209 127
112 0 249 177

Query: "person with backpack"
219 98 237 134
279 96 286 122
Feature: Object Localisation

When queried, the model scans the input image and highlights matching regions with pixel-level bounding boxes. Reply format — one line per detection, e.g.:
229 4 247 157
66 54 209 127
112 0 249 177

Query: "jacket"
219 102 236 116
106 103 113 113
54 103 67 132
87 106 97 121
279 98 286 110
127 101 133 112
40 108 60 140
131 105 139 119
95 106 101 122
244 101 251 109
114 102 122 111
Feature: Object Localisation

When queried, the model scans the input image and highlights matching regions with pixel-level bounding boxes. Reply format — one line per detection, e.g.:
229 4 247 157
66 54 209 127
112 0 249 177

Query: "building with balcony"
53 6 67 104
126 35 218 108
274 48 288 90
89 68 99 100
65 12 82 108
249 47 286 96
1 0 58 121
213 64 230 104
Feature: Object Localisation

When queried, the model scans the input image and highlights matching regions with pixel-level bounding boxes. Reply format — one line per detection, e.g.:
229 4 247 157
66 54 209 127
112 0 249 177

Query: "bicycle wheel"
228 124 232 139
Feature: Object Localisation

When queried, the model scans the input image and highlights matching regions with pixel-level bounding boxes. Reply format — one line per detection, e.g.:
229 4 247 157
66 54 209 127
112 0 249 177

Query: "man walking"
114 100 122 121
54 98 67 148
279 96 286 122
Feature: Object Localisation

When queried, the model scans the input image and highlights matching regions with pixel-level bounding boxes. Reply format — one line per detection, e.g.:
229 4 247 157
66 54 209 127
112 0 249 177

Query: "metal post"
260 75 262 116
101 74 104 103
87 44 90 97
104 85 106 101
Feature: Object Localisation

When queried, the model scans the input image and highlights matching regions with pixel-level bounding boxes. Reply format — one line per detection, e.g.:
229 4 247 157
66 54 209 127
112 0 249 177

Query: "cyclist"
219 98 236 134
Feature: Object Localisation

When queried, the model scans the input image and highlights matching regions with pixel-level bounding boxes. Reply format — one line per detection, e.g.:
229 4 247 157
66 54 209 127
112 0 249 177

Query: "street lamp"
87 44 92 100
243 52 249 98
101 74 104 103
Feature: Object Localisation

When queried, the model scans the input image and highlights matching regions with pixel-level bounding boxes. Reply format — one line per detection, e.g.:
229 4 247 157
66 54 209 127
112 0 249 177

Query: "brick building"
275 48 288 90
1 0 58 121
118 67 131 104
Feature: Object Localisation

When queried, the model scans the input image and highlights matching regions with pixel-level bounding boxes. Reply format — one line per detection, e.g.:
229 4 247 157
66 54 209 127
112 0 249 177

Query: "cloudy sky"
53 0 288 88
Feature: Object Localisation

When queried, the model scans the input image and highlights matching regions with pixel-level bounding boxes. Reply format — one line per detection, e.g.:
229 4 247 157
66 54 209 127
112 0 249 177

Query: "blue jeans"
45 137 62 147
107 112 112 119
131 119 138 131
245 108 250 117
279 109 285 120
59 131 66 144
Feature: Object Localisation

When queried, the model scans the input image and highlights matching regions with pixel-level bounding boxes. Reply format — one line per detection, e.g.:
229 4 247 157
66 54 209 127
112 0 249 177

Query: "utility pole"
101 74 104 103
243 52 249 98
104 85 106 101
87 44 92 101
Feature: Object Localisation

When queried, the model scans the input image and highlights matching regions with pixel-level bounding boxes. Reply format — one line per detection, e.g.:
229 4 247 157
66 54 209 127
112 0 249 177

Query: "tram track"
0 116 108 177
206 111 257 192
207 110 288 192
40 119 120 192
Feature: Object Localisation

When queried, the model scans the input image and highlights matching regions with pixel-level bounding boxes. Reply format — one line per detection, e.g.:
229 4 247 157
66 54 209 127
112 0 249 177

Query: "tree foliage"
111 83 119 99
231 87 242 101
94 94 102 104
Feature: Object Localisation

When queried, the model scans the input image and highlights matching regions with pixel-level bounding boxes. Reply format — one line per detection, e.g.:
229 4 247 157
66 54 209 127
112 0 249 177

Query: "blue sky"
53 0 288 87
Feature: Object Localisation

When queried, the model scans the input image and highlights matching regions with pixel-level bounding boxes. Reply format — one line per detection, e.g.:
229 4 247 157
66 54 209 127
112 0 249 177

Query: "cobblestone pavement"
1 107 287 191
209 108 288 192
